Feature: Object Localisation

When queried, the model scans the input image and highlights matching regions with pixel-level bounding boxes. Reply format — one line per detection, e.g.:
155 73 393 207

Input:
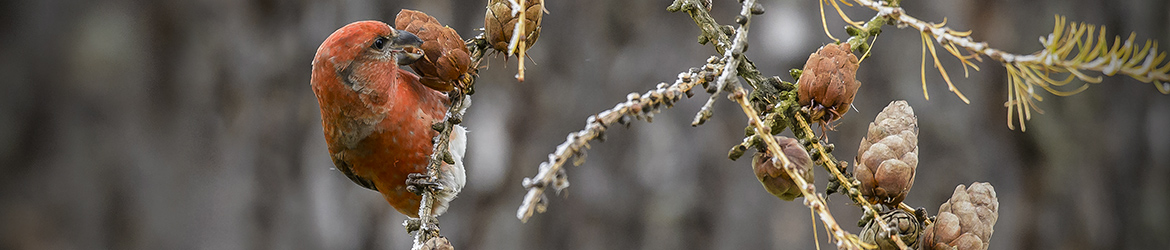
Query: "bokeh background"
2 0 1167 249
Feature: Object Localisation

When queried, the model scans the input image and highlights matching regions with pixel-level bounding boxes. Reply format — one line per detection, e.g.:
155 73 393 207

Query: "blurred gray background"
1 0 1167 249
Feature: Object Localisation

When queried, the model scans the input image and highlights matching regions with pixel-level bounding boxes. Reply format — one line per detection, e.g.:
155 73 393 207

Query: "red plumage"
311 20 466 217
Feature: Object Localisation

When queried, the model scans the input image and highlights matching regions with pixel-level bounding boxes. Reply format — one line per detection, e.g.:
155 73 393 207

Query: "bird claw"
403 218 422 233
402 217 441 235
406 173 445 195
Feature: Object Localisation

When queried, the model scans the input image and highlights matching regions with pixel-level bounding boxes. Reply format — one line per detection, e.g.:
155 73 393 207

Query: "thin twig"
668 0 768 91
505 0 547 81
507 0 527 81
517 59 721 222
691 0 755 126
850 0 1021 63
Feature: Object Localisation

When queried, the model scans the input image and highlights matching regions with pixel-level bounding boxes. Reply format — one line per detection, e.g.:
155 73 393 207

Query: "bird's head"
312 20 423 92
311 20 426 144
311 20 425 104
314 20 423 71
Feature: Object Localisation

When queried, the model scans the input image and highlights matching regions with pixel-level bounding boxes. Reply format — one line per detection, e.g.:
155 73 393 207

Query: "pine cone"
860 209 922 250
420 236 454 250
395 9 472 92
797 43 861 124
919 183 999 250
484 0 543 53
855 100 918 205
751 136 814 201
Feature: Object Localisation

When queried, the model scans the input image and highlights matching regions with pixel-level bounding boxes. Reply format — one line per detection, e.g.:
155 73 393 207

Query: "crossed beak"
392 29 424 65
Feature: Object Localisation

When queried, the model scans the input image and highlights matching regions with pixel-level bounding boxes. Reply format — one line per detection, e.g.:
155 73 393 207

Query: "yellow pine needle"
1124 39 1153 69
1025 63 1076 86
828 0 865 28
920 33 930 100
1006 67 1025 131
819 0 840 42
1154 52 1170 76
1066 68 1103 83
1127 41 1156 75
947 29 973 37
943 42 980 77
1004 63 1043 131
1051 24 1082 58
1073 25 1097 63
930 18 951 30
1089 26 1109 59
1052 15 1065 38
811 207 821 250
1019 64 1088 96
925 32 971 103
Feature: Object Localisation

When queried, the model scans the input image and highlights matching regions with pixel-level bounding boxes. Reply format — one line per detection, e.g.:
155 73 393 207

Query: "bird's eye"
372 37 387 50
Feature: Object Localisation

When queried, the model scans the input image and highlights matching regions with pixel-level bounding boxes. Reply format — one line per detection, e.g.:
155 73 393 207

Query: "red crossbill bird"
395 9 473 92
311 20 467 217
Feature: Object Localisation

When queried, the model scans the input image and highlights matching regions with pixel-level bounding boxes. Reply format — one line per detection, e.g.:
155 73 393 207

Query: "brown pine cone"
797 43 861 124
855 100 918 205
420 236 454 250
395 9 473 92
484 0 543 53
919 183 999 250
860 209 922 250
751 136 814 201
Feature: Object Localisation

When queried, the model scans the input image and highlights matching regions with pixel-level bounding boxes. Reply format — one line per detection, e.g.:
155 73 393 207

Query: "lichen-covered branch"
516 59 719 222
690 0 758 126
668 0 769 94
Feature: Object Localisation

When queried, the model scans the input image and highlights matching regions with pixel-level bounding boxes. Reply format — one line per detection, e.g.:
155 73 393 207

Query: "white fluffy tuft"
432 124 467 216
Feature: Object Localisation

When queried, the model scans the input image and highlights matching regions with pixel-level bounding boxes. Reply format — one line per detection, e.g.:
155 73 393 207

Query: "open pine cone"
395 9 472 92
484 0 543 53
855 100 918 205
797 43 861 124
919 182 999 250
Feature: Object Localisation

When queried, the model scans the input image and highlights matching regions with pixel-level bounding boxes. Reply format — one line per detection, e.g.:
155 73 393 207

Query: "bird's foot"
407 173 445 195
